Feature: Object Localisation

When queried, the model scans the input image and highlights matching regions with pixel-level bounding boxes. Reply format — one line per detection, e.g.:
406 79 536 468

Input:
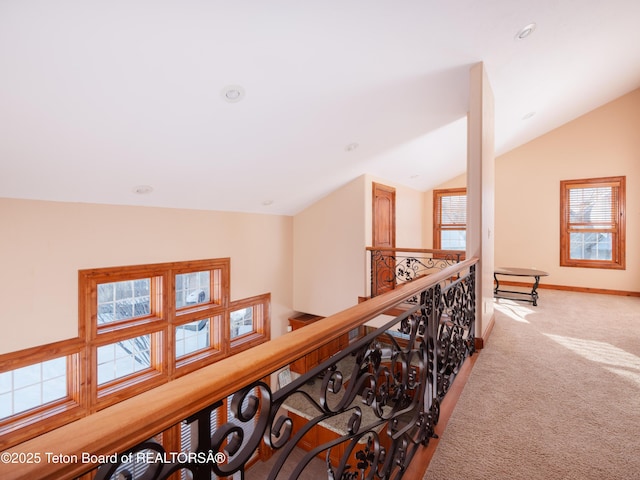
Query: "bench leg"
531 275 541 306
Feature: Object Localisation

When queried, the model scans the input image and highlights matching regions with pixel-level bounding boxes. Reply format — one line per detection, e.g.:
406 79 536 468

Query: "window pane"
434 189 467 250
0 372 10 394
0 393 11 419
176 319 211 358
0 358 67 420
441 230 466 250
14 364 41 390
42 377 67 403
13 385 41 413
441 195 467 225
230 308 253 339
98 279 151 325
570 232 612 261
569 187 613 224
176 271 211 308
97 335 152 385
561 177 624 269
42 357 66 380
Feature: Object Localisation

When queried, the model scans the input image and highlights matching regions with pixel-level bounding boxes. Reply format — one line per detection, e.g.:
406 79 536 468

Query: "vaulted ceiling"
1 1 639 215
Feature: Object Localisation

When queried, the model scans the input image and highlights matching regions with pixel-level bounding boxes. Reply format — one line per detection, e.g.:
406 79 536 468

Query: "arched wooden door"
372 182 396 295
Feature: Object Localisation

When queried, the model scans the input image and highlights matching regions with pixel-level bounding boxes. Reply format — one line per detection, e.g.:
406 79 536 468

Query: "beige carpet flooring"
424 290 640 480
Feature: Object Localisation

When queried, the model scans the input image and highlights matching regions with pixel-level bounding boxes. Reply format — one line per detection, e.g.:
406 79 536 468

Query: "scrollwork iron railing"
2 259 477 480
92 263 475 480
368 248 464 299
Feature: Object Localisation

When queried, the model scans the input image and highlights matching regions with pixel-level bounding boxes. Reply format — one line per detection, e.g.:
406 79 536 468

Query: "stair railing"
368 247 464 298
2 258 477 480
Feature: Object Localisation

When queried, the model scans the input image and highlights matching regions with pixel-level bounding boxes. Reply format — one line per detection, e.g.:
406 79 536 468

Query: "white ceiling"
1 1 639 216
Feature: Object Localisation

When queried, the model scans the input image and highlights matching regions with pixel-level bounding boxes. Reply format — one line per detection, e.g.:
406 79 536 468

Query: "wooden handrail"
366 246 464 255
2 258 478 480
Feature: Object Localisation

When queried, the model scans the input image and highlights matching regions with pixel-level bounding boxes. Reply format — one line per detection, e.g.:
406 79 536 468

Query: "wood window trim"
174 313 227 378
433 187 467 252
80 258 231 410
560 176 626 270
0 338 86 450
92 331 167 411
228 293 271 354
1 258 271 450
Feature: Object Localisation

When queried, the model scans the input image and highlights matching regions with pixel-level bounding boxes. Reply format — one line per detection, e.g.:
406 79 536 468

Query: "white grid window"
176 319 211 358
97 335 152 385
0 357 67 419
97 279 151 325
230 308 253 339
561 176 625 269
176 271 211 309
434 188 467 250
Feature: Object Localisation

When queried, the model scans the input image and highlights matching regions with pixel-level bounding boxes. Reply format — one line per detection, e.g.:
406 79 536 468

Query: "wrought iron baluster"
94 264 476 480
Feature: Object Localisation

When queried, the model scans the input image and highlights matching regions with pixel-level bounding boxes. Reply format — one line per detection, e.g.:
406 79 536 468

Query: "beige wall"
293 176 367 317
2 173 426 356
0 198 294 354
496 88 640 292
293 174 427 315
425 88 640 293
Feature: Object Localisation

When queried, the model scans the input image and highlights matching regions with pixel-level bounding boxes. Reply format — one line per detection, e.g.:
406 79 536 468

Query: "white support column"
467 62 495 340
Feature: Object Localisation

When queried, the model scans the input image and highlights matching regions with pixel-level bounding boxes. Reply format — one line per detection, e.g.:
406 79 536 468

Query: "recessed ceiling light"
261 199 274 206
344 143 359 152
522 111 536 120
132 185 153 195
221 85 245 103
410 174 420 179
515 23 536 40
